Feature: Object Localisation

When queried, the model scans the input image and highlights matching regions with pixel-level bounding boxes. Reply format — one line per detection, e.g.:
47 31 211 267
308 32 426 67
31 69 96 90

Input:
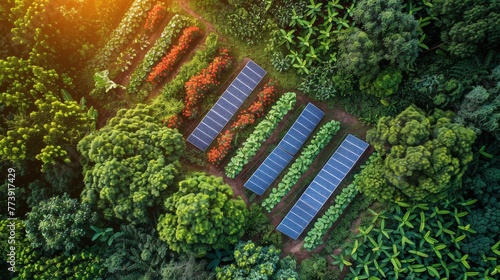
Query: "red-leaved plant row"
147 26 203 84
182 48 233 119
207 80 278 165
144 4 167 32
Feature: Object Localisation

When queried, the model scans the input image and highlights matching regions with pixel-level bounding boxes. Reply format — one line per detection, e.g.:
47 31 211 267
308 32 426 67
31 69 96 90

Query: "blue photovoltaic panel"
277 134 369 239
278 103 324 155
244 147 293 195
187 60 266 150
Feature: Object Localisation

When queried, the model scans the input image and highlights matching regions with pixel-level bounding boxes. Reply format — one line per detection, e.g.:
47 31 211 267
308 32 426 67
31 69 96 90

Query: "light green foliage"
127 15 193 94
0 220 39 267
262 120 340 212
0 57 93 171
303 153 378 251
78 105 184 224
93 70 124 92
346 200 499 279
337 0 418 79
25 193 97 253
456 71 500 140
359 105 476 202
150 33 220 120
157 174 248 257
15 246 106 280
216 240 298 280
360 67 403 98
225 92 296 178
89 0 157 70
431 0 500 58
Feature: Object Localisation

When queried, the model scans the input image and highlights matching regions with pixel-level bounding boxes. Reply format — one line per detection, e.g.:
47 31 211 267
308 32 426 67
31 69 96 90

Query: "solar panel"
187 60 266 150
244 103 323 195
277 134 369 239
277 103 324 156
244 146 293 195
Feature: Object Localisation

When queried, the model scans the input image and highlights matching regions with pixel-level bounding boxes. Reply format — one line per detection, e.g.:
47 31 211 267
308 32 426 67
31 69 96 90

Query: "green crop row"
149 33 219 120
91 0 156 70
127 15 194 94
261 120 340 212
303 153 378 251
225 92 297 178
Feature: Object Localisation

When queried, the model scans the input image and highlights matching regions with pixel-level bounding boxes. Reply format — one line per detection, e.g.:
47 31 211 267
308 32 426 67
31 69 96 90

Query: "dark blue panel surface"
187 60 266 151
277 134 369 240
244 146 293 195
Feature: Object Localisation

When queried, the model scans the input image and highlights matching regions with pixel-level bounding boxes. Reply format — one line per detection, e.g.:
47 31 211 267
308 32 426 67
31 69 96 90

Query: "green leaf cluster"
127 14 193 94
225 92 297 178
358 105 476 203
78 105 184 224
216 240 298 280
89 0 158 70
157 173 248 257
262 120 340 212
25 193 97 254
346 199 499 279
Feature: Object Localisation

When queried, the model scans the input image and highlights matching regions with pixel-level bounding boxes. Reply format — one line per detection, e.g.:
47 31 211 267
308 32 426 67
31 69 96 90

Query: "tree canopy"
358 105 476 202
78 105 185 225
157 173 248 257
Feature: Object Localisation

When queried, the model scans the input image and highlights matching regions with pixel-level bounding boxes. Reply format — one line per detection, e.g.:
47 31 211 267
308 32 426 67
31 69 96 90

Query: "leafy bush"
224 92 297 178
147 26 203 84
243 204 282 248
298 255 330 280
78 105 184 225
25 193 97 253
262 120 340 212
90 0 157 70
127 15 193 94
157 173 248 257
216 240 298 279
298 63 338 100
223 1 275 45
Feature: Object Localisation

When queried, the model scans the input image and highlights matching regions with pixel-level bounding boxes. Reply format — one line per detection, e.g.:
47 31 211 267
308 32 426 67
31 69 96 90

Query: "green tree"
78 105 184 225
216 240 298 280
25 193 97 253
337 0 419 80
0 57 94 172
431 0 500 58
358 105 476 203
157 173 248 257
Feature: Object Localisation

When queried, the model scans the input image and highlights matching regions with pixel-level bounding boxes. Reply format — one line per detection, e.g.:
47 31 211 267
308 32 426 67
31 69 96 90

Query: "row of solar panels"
277 134 369 240
187 60 266 151
244 103 324 195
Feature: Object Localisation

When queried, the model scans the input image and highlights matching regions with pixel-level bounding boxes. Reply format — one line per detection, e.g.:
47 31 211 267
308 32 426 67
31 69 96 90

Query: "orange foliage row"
147 26 203 84
144 4 166 32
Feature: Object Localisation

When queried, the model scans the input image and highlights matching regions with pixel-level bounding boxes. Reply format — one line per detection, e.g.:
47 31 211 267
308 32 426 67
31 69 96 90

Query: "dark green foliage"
358 105 476 203
298 63 337 100
360 67 403 98
25 193 97 254
216 240 298 280
298 255 330 280
104 224 211 280
157 173 248 257
337 0 419 80
431 0 500 58
345 199 497 279
78 105 184 225
243 204 282 248
456 67 500 140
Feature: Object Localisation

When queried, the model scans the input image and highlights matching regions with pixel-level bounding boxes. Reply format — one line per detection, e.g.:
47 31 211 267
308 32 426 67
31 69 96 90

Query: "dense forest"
1 0 499 279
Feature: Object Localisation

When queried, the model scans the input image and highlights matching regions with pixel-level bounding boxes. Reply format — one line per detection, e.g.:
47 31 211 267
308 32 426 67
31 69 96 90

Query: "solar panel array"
277 134 369 240
244 103 324 195
243 146 294 195
277 103 325 156
187 60 266 151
